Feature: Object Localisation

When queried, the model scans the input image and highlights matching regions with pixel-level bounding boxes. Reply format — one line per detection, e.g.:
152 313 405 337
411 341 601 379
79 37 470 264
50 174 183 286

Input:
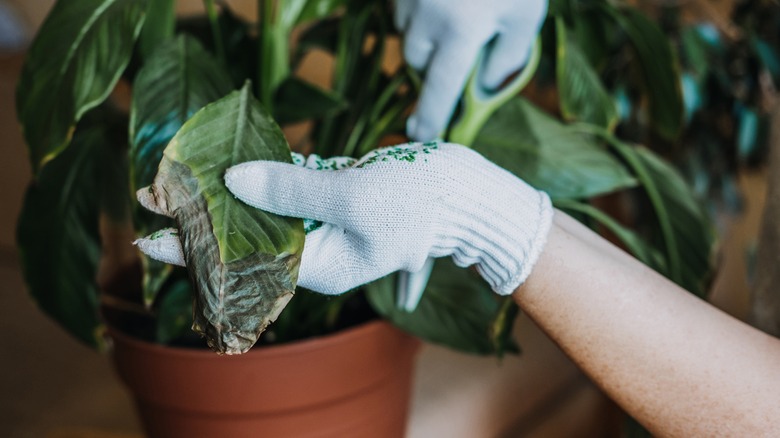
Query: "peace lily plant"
16 0 715 357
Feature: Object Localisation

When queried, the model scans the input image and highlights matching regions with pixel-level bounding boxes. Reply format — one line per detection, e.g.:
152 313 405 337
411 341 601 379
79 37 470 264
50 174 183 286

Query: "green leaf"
751 35 780 86
472 97 637 199
99 114 132 223
680 26 710 79
366 259 519 356
16 117 108 348
556 19 618 130
147 82 305 354
568 8 613 70
273 76 347 124
138 0 174 60
295 0 346 25
277 0 345 29
130 34 233 193
555 199 666 272
16 0 147 173
155 279 194 344
141 257 173 308
605 6 684 140
607 139 715 296
130 34 233 306
175 7 257 88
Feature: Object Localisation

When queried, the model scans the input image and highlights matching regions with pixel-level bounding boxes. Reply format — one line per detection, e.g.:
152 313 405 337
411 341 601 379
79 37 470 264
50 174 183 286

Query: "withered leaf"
147 82 305 354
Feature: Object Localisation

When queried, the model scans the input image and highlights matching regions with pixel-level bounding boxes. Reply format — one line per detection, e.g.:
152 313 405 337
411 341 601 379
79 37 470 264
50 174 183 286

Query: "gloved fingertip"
134 228 186 267
407 114 441 142
405 115 418 139
224 162 259 202
136 185 171 217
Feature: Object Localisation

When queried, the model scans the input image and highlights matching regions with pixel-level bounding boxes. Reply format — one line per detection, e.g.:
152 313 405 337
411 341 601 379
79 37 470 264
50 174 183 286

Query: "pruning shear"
395 38 542 312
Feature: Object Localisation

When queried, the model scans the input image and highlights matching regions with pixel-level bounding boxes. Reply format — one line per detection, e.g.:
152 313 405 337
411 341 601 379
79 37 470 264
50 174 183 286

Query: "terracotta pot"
109 321 420 437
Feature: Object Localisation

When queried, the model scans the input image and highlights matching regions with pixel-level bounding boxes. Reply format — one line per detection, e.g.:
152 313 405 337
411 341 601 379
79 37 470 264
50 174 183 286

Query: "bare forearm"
514 210 780 436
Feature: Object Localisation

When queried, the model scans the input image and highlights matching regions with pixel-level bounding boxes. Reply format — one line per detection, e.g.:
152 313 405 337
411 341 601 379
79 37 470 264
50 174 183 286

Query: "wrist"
437 169 553 295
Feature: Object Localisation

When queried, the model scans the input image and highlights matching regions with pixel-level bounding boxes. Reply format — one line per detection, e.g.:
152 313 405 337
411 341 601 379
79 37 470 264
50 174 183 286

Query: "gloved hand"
395 0 547 141
135 142 553 296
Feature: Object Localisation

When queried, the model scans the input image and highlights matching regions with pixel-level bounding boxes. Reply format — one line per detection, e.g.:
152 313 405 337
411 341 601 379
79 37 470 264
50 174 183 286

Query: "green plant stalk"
342 74 405 157
258 0 273 108
317 5 373 152
203 0 226 64
315 17 352 152
344 9 387 149
257 0 293 112
356 95 414 156
490 297 516 356
448 38 541 146
555 199 623 234
341 116 368 158
324 295 347 330
139 0 175 60
572 123 682 283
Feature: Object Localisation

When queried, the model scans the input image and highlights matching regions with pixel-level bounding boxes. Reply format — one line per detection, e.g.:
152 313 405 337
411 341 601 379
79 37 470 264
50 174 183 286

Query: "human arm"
517 211 780 436
136 142 780 434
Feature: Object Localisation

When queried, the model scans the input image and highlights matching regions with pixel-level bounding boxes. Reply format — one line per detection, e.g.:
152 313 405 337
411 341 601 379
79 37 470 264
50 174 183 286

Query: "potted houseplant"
15 0 720 435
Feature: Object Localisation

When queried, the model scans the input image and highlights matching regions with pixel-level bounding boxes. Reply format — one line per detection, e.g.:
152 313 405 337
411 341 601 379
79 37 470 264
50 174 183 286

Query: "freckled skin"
514 211 780 436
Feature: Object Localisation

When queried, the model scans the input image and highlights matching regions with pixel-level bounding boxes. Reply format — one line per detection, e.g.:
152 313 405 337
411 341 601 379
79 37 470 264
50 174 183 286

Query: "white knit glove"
396 0 547 141
136 142 553 296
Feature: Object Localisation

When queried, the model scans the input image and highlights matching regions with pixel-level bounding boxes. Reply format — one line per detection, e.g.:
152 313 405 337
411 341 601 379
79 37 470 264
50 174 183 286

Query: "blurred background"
0 0 772 436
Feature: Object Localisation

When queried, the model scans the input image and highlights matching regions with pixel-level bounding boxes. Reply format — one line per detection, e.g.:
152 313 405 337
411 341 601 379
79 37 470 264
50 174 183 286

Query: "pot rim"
106 318 407 359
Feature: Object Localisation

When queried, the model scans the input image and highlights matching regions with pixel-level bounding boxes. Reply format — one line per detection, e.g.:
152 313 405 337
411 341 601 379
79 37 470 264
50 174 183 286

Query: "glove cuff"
492 192 553 295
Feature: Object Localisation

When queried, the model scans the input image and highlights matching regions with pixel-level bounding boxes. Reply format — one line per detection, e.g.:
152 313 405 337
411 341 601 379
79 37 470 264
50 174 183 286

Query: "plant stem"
257 0 276 110
357 95 414 156
490 297 517 356
203 0 226 64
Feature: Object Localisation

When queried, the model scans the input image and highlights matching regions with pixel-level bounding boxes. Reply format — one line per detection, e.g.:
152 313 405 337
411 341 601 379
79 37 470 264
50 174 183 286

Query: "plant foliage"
15 0 722 357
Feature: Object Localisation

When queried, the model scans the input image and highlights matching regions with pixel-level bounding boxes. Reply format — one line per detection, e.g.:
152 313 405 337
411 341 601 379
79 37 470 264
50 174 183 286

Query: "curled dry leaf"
146 82 305 354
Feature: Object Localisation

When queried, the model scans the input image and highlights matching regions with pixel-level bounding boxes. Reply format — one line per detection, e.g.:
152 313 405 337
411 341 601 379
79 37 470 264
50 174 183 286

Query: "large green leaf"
606 6 684 140
556 19 618 130
16 0 147 173
366 259 519 356
625 146 715 296
130 34 233 306
16 118 108 348
591 134 716 296
472 97 636 199
147 82 305 354
130 34 233 193
138 0 174 60
568 7 613 70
